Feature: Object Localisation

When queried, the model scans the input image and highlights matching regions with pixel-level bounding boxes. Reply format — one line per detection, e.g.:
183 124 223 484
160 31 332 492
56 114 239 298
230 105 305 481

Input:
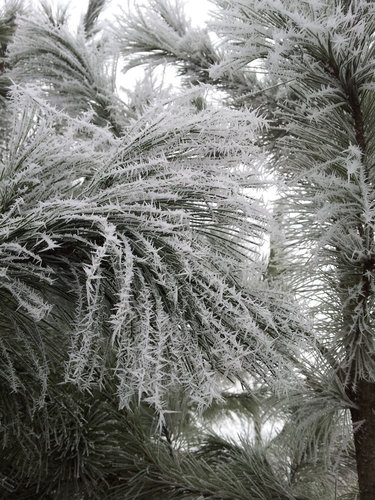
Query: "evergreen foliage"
0 0 304 497
2 0 375 498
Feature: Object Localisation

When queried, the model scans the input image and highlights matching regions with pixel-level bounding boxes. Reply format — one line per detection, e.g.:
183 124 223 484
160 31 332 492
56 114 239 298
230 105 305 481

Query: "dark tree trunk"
350 380 375 500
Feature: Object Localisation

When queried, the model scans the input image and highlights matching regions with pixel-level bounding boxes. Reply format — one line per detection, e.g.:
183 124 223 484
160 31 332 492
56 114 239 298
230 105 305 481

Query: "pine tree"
5 0 375 498
0 0 306 498
113 0 375 498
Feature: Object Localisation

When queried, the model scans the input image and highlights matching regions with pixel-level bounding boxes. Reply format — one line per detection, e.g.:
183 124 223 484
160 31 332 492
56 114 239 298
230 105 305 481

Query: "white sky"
42 0 213 28
33 0 215 93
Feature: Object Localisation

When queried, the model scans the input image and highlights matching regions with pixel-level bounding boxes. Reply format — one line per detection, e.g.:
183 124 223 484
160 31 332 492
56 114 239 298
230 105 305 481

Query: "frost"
0 67 299 418
344 145 362 180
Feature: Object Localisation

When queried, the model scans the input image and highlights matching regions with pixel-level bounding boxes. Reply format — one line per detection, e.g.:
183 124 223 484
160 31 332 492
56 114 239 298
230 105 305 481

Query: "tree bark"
350 380 375 500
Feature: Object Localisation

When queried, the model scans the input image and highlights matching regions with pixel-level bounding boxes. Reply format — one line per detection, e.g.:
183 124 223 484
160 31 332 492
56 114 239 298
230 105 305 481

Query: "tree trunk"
350 380 375 500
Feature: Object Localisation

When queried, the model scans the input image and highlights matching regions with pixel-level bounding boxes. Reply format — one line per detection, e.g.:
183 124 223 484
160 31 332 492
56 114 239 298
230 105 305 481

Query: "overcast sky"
42 0 213 29
31 0 214 94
